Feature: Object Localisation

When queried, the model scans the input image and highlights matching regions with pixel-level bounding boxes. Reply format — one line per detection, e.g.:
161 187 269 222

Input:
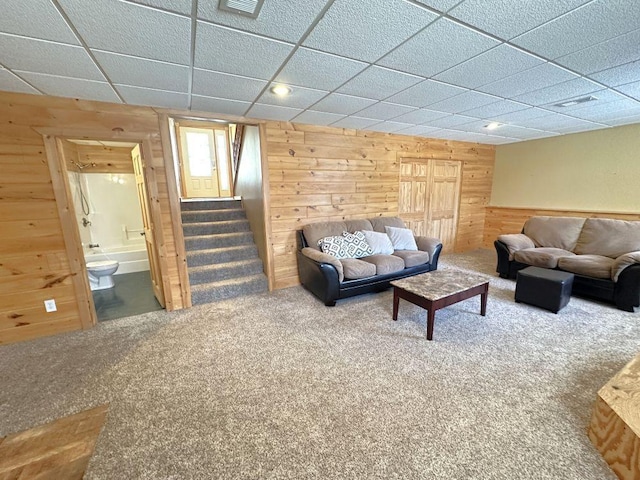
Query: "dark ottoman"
515 266 575 313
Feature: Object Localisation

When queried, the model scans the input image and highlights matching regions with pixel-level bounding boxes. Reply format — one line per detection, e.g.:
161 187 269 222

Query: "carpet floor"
1 249 637 479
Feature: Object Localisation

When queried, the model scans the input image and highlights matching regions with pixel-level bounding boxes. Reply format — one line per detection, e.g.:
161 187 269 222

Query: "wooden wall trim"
259 123 275 291
158 113 191 308
44 135 96 329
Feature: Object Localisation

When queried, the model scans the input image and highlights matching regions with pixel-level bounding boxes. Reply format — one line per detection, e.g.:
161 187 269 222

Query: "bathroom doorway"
59 137 165 322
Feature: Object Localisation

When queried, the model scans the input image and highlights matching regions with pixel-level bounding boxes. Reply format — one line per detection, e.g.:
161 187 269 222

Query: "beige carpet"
1 249 637 479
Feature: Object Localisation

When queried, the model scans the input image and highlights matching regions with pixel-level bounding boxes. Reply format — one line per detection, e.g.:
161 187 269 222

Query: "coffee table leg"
426 309 435 341
480 285 488 316
393 288 399 321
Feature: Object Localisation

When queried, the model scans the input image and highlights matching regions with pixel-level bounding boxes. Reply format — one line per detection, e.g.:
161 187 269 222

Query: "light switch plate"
44 299 57 312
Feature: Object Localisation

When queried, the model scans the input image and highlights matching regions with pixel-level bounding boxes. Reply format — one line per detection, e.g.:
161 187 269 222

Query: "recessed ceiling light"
554 95 598 108
484 122 501 130
270 85 292 97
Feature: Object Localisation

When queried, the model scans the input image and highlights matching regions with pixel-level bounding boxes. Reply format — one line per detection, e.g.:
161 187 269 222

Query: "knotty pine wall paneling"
266 122 495 290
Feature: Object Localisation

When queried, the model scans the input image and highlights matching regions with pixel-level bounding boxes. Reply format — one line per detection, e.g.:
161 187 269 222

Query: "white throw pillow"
317 235 350 259
361 230 394 255
342 231 373 258
385 226 418 251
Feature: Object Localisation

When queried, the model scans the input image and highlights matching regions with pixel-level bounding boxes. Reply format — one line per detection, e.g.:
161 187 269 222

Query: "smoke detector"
219 0 265 18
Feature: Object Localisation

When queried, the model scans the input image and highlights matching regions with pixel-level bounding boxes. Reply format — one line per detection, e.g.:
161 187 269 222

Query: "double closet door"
399 159 462 253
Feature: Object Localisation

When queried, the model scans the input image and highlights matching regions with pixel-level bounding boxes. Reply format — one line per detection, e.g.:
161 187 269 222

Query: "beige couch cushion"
345 219 373 232
370 216 406 233
612 251 640 282
361 254 405 275
392 250 430 268
303 221 347 251
497 233 536 260
523 216 586 251
301 247 344 282
340 258 376 280
574 218 640 258
557 255 614 279
513 247 575 268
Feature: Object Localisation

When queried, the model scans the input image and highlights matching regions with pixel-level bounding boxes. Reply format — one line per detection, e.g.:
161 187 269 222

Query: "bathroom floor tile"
92 271 163 322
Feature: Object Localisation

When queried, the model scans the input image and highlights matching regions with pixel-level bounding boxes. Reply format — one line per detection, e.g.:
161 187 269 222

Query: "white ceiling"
2 0 640 144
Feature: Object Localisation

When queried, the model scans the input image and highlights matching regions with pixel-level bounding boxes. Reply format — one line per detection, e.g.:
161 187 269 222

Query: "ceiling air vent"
553 95 598 108
219 0 265 18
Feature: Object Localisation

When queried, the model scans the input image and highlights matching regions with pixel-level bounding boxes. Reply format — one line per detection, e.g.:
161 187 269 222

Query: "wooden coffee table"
391 269 489 340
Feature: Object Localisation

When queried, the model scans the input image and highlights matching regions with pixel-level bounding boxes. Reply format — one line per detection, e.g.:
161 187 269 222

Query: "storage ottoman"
515 266 575 313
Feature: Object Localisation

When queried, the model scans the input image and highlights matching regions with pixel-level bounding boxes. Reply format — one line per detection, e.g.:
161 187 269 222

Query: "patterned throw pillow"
318 235 350 259
342 231 373 258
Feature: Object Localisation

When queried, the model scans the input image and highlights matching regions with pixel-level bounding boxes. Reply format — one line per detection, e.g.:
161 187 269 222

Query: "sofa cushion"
497 233 536 260
361 254 405 275
385 226 418 251
342 231 373 258
557 255 614 280
301 247 344 282
523 216 586 251
612 251 640 282
303 221 347 251
340 258 376 280
345 219 373 232
392 250 430 268
513 247 575 268
362 230 394 255
574 218 640 258
370 216 406 233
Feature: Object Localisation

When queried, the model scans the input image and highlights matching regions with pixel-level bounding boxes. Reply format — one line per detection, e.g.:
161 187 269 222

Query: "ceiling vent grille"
219 0 265 18
553 95 598 108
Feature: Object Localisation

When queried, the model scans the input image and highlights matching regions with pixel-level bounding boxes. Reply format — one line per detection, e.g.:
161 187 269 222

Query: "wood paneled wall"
483 206 640 248
265 122 495 289
75 144 135 173
0 91 186 345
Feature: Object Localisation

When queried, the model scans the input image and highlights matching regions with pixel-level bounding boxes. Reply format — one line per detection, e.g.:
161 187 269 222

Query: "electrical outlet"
44 299 57 312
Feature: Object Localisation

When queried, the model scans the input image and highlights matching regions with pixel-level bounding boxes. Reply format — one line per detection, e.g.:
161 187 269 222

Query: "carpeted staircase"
181 199 268 305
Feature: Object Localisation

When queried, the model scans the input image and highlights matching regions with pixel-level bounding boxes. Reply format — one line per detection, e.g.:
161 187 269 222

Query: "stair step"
180 200 241 211
184 231 254 251
190 274 268 305
181 208 246 224
188 258 264 285
187 244 258 266
183 219 250 236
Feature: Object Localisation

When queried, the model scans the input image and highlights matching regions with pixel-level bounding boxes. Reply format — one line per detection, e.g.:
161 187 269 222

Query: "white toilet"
86 260 119 291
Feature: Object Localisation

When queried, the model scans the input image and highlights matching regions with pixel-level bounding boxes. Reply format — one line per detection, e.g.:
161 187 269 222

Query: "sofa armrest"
497 233 535 260
613 251 640 282
300 247 344 282
415 236 443 269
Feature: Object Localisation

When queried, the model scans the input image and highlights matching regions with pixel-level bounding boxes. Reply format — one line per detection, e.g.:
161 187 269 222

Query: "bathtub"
84 244 150 275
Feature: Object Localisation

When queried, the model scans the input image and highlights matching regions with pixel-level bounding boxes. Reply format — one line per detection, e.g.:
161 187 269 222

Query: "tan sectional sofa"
495 216 640 311
297 216 442 306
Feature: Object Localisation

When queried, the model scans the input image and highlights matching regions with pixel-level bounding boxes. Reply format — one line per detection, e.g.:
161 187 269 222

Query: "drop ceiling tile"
566 102 640 122
490 107 555 124
19 72 119 102
0 69 40 94
460 99 529 118
516 113 602 131
396 125 443 136
258 84 327 109
293 110 346 125
129 0 192 15
434 45 543 89
512 78 602 106
615 81 640 101
311 93 377 115
247 103 303 121
448 0 591 40
0 34 103 80
447 119 501 134
303 0 438 63
275 48 367 91
481 124 547 139
192 68 267 101
354 102 416 121
58 0 191 64
198 0 329 43
377 18 499 77
390 108 450 124
0 0 79 44
423 114 477 128
412 0 461 13
478 63 579 98
385 80 466 108
191 95 251 116
604 113 640 126
331 116 380 130
368 121 414 133
195 22 293 79
336 66 423 101
116 85 188 109
590 60 640 87
427 90 499 113
93 50 189 92
512 1 640 59
555 28 640 75
551 123 609 134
